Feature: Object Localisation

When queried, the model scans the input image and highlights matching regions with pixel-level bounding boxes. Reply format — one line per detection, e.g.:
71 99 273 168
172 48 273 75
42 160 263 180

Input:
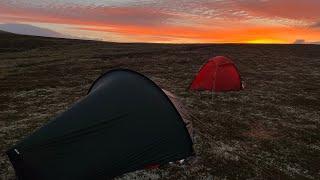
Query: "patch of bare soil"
243 121 279 140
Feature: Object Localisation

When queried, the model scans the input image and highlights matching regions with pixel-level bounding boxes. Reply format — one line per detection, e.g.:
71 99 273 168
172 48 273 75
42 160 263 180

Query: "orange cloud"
76 24 319 43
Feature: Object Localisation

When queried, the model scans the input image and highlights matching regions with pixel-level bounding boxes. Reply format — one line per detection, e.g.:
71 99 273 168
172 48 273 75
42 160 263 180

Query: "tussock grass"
0 34 319 179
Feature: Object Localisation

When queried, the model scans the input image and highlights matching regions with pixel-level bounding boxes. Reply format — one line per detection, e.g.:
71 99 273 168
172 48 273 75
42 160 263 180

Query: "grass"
0 33 319 179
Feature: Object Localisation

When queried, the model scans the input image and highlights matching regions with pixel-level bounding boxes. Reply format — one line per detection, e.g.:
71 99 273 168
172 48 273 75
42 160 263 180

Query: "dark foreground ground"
0 31 319 179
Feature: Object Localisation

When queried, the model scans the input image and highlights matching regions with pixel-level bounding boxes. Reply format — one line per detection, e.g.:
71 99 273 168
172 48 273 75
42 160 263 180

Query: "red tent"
190 56 242 92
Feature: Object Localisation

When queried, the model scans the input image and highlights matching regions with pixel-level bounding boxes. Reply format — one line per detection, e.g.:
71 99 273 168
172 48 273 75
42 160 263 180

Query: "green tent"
7 69 194 179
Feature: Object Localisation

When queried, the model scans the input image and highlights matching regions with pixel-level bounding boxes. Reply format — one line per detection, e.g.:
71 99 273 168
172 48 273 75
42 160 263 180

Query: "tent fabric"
190 56 242 92
162 89 193 138
7 69 194 180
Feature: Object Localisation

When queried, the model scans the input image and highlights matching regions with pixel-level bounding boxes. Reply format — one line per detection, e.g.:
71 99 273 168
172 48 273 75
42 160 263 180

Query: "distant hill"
0 26 75 52
0 23 73 39
0 27 108 53
0 30 11 34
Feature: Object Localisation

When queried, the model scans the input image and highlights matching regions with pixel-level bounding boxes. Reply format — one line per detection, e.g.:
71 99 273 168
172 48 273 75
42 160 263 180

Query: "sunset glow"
246 39 287 44
0 0 319 43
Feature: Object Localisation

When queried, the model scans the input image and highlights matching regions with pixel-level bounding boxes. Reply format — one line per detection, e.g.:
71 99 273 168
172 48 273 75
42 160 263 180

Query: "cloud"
293 39 306 44
310 21 320 28
0 2 176 27
293 39 320 44
5 0 318 29
234 0 320 21
0 0 319 43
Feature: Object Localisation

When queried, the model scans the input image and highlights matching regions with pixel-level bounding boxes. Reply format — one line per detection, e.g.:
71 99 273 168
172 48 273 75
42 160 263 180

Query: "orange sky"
0 0 319 43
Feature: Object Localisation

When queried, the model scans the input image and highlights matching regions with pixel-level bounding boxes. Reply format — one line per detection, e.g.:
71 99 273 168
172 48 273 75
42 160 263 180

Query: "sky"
0 0 319 43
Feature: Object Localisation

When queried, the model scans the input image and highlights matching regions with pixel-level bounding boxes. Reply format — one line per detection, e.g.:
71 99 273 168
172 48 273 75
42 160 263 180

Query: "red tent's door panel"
215 64 241 91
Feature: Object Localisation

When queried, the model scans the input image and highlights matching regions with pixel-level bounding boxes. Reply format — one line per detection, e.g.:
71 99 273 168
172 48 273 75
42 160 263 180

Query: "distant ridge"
0 30 12 34
0 26 110 53
0 23 72 39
